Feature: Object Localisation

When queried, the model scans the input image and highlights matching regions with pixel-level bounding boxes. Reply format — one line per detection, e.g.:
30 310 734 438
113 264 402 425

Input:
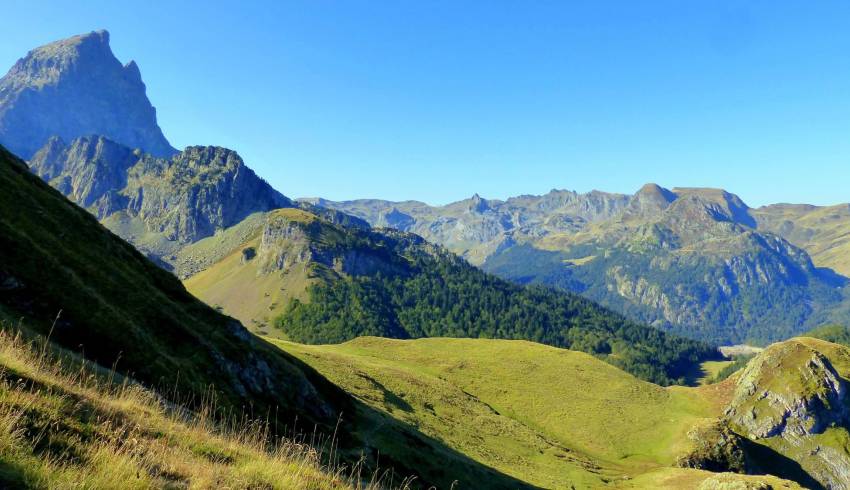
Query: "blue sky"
4 1 850 206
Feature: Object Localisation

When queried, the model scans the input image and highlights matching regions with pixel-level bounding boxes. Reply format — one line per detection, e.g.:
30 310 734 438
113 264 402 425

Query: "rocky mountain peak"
624 183 678 217
468 193 490 213
0 30 176 159
670 188 756 228
30 136 292 253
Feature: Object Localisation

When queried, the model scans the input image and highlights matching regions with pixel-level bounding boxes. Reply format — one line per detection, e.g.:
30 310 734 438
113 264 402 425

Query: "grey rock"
30 136 291 258
0 30 175 159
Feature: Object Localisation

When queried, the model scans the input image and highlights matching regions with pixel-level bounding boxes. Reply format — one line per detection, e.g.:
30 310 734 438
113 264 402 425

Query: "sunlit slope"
183 209 316 335
754 203 850 277
184 206 713 386
273 337 734 488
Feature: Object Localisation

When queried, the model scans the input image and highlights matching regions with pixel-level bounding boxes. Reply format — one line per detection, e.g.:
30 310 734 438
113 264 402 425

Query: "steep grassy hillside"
1 145 538 488
183 207 715 385
0 326 360 489
0 144 343 426
273 336 805 489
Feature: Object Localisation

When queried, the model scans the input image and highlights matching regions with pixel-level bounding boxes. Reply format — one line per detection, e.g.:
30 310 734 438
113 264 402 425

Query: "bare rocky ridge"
301 188 632 265
0 30 175 158
29 135 291 266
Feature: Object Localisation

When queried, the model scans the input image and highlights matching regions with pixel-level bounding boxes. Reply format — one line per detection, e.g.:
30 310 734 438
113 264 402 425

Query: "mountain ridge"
307 186 850 344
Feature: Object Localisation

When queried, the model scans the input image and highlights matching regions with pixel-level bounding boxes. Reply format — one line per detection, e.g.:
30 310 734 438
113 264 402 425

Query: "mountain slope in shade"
0 30 175 159
29 135 291 267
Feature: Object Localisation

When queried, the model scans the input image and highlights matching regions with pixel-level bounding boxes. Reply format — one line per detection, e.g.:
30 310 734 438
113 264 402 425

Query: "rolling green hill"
181 206 715 386
272 336 812 489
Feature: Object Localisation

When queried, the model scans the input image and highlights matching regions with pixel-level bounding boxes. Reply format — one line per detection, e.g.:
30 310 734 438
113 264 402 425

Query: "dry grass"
0 323 402 490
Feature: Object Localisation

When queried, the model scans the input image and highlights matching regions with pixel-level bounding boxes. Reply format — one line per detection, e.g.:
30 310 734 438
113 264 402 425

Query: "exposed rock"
678 420 749 473
0 30 175 159
298 188 631 265
240 247 256 263
722 339 850 490
29 136 291 257
726 341 849 439
257 214 314 274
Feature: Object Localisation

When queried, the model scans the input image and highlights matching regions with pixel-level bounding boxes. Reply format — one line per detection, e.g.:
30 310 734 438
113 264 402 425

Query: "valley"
1 25 849 490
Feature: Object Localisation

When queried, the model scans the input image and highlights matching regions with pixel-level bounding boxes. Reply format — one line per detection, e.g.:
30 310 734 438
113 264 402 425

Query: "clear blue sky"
4 1 850 206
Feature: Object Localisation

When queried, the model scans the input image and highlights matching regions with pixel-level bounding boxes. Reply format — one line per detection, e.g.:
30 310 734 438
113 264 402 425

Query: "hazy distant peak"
0 30 176 159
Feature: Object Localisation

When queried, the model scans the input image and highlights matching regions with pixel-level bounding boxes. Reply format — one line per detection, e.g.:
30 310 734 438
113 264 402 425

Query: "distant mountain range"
4 29 850 489
304 186 850 344
0 31 709 385
3 29 849 349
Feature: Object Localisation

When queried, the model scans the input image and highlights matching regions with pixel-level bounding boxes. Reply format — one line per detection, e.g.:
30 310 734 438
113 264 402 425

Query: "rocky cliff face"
0 30 175 159
29 136 291 264
719 338 850 490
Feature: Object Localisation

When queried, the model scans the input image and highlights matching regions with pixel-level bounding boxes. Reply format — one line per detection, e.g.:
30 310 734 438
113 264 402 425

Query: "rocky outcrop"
29 135 138 213
678 421 749 473
0 30 175 159
124 145 291 243
725 341 850 439
30 136 291 259
720 339 850 490
257 214 314 274
254 211 414 278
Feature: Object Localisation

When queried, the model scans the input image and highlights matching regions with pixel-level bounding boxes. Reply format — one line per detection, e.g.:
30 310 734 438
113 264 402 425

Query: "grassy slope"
754 204 850 277
0 327 354 489
272 337 743 488
184 206 713 386
184 209 315 336
0 146 536 488
0 145 345 425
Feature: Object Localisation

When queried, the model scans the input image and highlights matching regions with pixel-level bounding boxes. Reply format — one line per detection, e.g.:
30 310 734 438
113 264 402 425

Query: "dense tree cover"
483 243 849 346
275 228 716 386
805 324 850 347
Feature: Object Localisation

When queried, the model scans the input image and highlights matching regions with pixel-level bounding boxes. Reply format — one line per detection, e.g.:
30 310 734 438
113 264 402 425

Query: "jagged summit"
29 136 291 262
0 30 176 159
